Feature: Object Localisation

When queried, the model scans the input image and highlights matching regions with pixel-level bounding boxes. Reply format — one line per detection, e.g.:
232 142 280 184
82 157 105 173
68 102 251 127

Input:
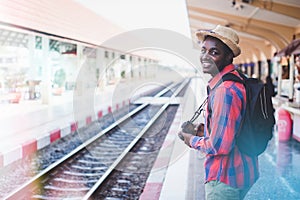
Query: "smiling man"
179 25 259 200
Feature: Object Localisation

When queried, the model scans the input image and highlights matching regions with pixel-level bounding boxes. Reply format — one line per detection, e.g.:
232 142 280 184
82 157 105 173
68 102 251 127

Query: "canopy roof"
186 0 300 63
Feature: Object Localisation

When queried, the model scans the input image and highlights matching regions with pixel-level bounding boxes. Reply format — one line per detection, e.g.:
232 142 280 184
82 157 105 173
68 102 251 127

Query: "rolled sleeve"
190 136 201 147
190 136 208 152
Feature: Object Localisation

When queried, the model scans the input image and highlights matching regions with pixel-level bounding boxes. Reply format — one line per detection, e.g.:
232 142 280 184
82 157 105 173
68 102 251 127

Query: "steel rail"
82 78 189 199
4 82 180 199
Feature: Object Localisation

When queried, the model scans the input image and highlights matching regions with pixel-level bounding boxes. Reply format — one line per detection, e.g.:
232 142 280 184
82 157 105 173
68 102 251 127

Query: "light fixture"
232 0 244 10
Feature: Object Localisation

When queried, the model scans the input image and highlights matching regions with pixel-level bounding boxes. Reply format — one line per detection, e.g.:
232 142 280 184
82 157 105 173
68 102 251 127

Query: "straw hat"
195 25 241 57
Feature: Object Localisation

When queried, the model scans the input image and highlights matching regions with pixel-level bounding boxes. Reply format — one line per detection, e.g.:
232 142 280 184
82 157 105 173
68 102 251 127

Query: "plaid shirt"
190 64 259 189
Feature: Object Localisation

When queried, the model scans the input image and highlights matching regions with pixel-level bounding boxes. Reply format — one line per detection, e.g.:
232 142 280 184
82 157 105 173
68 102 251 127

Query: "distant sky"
74 0 191 38
73 0 196 67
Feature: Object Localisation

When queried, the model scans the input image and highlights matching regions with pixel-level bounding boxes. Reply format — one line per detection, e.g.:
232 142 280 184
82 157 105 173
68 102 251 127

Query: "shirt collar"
208 64 236 91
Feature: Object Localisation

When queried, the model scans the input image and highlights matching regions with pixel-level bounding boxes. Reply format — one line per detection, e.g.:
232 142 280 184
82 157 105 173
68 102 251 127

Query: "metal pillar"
258 61 262 80
41 36 51 104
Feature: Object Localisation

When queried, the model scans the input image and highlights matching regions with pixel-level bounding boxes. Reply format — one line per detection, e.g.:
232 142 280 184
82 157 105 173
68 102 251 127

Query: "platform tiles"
140 105 193 200
0 100 130 168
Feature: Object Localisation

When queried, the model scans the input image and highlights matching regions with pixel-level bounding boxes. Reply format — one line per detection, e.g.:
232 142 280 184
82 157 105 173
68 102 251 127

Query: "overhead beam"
228 23 286 50
248 18 295 42
240 37 274 58
188 13 228 28
191 21 283 50
250 0 300 20
188 6 294 47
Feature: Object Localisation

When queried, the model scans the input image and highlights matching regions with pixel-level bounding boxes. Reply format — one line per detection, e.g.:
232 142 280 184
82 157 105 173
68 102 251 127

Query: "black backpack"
222 72 276 156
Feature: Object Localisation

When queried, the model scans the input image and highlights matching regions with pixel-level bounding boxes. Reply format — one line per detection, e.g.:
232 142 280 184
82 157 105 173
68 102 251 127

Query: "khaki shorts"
205 180 250 200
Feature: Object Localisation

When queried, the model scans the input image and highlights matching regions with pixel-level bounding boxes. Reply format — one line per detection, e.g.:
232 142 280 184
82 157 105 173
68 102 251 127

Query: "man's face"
199 36 231 76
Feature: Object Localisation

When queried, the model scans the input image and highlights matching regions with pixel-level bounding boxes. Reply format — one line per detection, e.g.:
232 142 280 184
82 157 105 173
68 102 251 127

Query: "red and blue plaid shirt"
190 64 259 189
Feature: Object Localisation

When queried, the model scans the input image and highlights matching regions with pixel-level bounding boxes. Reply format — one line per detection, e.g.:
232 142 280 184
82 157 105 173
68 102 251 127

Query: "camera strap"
189 97 208 123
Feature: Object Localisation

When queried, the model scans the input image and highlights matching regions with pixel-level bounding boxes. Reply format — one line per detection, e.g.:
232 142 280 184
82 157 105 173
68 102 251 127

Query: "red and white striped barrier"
0 100 130 168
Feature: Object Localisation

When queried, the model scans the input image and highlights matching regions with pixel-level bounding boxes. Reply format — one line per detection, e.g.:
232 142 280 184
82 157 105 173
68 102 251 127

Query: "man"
179 25 259 200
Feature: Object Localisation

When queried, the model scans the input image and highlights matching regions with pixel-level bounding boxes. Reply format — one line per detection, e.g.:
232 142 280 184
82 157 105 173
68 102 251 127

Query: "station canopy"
185 0 300 62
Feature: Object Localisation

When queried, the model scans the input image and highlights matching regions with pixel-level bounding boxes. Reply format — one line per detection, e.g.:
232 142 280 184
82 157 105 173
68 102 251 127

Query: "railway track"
4 79 189 200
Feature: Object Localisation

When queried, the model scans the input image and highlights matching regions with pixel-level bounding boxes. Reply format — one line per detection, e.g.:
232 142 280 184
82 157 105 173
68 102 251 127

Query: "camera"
181 121 196 135
178 98 207 141
178 121 196 141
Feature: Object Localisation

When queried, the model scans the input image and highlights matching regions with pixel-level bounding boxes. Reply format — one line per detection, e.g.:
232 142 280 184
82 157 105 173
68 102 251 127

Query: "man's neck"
210 62 232 77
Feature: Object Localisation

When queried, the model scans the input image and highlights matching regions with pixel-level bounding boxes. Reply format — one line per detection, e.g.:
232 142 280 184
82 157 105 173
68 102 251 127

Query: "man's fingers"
178 131 184 141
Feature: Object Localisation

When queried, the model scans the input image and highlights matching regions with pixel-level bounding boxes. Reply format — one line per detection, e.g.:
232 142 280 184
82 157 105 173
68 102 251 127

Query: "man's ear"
225 51 234 63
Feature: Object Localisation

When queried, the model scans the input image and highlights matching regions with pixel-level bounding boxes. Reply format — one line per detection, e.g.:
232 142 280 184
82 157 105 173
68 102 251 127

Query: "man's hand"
178 122 204 147
178 131 194 147
196 123 204 137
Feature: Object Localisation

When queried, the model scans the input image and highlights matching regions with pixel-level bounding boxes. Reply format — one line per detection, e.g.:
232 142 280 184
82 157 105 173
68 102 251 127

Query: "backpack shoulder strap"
221 71 248 139
222 72 245 84
214 71 245 89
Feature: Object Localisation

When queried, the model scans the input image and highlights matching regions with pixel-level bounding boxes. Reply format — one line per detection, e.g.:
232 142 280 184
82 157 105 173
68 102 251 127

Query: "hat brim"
196 30 241 57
